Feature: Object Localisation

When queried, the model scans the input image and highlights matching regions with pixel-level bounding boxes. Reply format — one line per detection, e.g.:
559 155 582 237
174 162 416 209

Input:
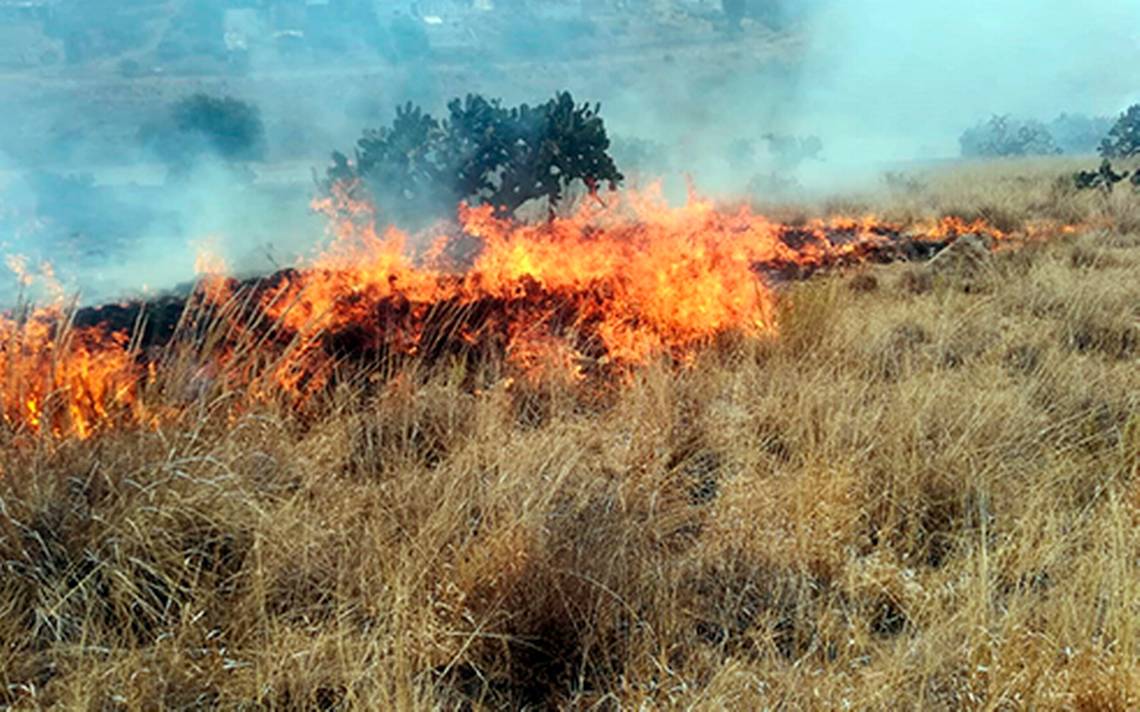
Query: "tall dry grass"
1 164 1139 709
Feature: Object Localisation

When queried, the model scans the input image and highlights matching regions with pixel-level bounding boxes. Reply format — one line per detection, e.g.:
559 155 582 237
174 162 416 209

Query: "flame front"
0 187 1022 441
0 308 141 440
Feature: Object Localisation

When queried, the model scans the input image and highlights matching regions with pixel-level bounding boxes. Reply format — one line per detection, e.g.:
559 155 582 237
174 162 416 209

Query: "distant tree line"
959 110 1129 159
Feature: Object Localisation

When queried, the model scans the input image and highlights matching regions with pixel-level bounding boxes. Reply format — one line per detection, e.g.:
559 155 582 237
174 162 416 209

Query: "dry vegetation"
1 162 1139 709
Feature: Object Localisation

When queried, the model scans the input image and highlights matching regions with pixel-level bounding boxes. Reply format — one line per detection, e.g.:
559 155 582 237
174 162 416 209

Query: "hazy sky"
798 0 1140 164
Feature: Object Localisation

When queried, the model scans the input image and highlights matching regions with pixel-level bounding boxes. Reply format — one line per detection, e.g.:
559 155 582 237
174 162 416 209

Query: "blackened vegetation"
757 223 952 283
72 294 188 352
1073 159 1137 193
326 92 623 225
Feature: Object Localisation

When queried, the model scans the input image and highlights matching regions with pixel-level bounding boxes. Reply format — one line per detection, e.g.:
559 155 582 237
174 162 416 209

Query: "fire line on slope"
1 187 1032 441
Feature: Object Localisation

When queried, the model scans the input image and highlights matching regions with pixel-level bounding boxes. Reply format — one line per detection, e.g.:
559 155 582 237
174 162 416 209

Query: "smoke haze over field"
795 0 1140 171
1 0 1139 304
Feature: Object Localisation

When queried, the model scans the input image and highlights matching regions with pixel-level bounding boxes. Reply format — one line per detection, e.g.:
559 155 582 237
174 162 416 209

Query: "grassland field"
1 159 1138 709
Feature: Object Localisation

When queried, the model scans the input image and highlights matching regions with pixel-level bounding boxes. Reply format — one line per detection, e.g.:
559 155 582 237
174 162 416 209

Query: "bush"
1098 104 1140 159
959 115 1061 158
140 94 266 179
328 92 623 224
1073 159 1137 193
762 133 823 170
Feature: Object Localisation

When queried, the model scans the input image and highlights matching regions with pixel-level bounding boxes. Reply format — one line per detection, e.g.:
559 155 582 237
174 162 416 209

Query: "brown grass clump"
2 166 1139 709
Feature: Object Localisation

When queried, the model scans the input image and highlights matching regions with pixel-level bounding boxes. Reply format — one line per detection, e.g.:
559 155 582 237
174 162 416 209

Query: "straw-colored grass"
1 162 1138 709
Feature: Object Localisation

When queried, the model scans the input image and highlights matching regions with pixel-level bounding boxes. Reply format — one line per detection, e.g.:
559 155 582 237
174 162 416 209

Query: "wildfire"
0 186 1027 441
0 306 142 440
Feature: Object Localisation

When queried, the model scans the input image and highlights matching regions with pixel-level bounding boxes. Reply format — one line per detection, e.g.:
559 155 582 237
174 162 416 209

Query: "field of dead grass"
1 161 1138 709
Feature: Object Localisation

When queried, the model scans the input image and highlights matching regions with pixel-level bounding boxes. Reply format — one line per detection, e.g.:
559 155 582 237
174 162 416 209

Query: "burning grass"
0 168 1138 708
1 185 1021 443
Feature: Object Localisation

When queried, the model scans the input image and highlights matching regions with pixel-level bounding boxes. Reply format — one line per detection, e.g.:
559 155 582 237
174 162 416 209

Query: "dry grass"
1 165 1139 710
876 157 1140 234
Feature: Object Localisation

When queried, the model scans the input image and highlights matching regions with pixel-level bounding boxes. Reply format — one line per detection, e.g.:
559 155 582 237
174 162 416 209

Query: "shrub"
1073 159 1131 193
140 94 266 179
959 115 1061 158
1098 104 1140 159
328 92 623 224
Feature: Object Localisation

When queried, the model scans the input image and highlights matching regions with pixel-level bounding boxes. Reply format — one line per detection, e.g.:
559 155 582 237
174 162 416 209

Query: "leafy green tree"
1099 104 1140 159
329 92 623 224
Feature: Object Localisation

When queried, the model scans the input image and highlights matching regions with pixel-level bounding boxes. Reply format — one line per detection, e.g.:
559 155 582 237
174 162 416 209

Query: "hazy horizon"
1 0 1138 304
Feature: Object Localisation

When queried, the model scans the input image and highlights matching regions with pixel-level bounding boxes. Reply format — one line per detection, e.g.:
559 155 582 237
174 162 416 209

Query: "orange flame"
0 186 1056 441
0 308 141 440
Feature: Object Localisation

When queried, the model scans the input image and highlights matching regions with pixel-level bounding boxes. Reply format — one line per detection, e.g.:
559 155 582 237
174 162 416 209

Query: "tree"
140 94 266 180
328 92 623 225
1099 104 1140 159
1049 113 1113 155
959 115 1060 158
